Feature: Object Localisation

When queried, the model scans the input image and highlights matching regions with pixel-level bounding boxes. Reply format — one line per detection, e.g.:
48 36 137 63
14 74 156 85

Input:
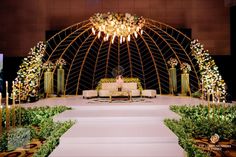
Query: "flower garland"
190 39 226 101
90 12 145 43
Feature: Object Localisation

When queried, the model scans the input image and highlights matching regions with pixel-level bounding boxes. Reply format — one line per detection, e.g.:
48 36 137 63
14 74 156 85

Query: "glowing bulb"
112 35 115 44
98 31 101 39
141 29 143 35
128 35 130 41
120 37 122 44
134 32 138 38
92 27 96 35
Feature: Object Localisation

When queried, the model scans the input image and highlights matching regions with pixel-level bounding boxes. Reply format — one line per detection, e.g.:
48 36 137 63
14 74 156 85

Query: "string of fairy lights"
190 39 226 102
12 41 46 101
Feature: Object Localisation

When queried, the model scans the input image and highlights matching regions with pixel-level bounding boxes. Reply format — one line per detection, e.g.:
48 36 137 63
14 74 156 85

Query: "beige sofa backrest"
101 82 137 91
122 83 137 90
101 83 117 90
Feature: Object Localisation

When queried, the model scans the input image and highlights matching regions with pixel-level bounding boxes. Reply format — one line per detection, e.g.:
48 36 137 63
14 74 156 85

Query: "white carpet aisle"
26 95 203 157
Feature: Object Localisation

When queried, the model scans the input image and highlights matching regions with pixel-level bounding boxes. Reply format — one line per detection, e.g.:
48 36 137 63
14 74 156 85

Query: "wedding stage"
25 95 203 157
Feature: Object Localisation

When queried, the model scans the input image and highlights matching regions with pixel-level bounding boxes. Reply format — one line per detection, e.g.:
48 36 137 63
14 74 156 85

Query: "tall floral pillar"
180 62 191 96
43 61 55 97
56 59 66 96
167 58 178 94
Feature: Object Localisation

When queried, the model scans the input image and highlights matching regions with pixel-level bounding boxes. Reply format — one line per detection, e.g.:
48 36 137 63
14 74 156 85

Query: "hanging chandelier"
89 12 145 44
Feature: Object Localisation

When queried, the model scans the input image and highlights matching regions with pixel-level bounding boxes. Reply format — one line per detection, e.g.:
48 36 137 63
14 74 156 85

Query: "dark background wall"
0 0 235 100
0 0 230 56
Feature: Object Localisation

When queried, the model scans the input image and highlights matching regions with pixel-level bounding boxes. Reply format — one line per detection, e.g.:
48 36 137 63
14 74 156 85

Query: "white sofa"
98 82 140 97
142 89 157 98
82 90 98 98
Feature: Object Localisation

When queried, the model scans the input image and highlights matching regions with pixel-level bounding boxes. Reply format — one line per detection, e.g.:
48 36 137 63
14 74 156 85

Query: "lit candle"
6 93 10 131
6 92 8 107
12 81 15 93
207 90 211 119
201 78 204 100
6 81 8 94
0 93 2 134
19 81 21 104
12 92 16 128
0 92 1 106
18 81 21 126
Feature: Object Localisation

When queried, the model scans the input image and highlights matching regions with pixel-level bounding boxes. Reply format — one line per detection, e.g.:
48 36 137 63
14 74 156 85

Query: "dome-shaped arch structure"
41 17 201 95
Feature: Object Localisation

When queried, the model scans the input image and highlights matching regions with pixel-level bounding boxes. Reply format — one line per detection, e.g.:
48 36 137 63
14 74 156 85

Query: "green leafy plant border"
165 104 236 157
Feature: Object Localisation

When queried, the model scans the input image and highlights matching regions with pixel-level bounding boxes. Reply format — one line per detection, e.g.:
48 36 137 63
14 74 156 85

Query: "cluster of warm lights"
190 39 226 101
90 12 145 44
13 41 46 101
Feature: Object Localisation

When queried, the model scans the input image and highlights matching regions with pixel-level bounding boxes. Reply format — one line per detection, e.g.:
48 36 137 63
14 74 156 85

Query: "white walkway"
27 95 202 157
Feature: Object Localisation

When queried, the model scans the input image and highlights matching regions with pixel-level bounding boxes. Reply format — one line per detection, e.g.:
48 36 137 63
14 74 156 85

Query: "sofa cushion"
99 90 111 97
131 90 140 97
122 83 137 91
101 83 117 90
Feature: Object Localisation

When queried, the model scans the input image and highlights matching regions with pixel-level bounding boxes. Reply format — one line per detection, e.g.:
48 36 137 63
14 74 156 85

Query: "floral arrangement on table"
96 77 143 91
42 61 55 71
180 62 191 73
89 12 145 43
55 58 66 68
13 41 46 101
190 39 226 101
167 57 178 68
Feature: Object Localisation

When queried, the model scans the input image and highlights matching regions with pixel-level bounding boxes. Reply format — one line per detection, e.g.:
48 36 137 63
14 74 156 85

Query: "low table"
109 91 132 102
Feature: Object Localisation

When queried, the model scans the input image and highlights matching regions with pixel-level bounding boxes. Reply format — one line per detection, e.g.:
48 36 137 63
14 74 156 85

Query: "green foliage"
96 77 143 91
165 104 236 156
192 90 201 98
18 105 71 126
33 120 75 157
170 104 236 123
1 105 70 127
165 119 209 157
0 133 8 152
0 125 38 152
0 105 73 153
7 127 31 151
38 119 61 140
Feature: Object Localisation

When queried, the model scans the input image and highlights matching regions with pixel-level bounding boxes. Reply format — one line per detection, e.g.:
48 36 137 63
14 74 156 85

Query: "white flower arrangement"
167 57 178 68
180 62 191 73
42 61 55 71
56 58 66 68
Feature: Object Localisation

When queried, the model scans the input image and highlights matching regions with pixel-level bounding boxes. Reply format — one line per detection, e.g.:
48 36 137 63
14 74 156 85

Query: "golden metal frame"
40 18 201 95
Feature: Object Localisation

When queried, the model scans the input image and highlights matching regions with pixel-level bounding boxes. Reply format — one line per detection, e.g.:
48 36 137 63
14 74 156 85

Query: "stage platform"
26 95 203 157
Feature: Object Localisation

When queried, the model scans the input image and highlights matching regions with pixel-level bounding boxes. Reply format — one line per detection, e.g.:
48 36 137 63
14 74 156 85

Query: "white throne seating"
83 90 98 98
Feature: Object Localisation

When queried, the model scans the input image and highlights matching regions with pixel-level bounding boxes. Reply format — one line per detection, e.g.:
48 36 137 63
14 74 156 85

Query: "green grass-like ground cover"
165 104 236 157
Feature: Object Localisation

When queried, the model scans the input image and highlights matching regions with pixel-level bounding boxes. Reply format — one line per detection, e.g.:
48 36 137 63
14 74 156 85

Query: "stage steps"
50 101 185 157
